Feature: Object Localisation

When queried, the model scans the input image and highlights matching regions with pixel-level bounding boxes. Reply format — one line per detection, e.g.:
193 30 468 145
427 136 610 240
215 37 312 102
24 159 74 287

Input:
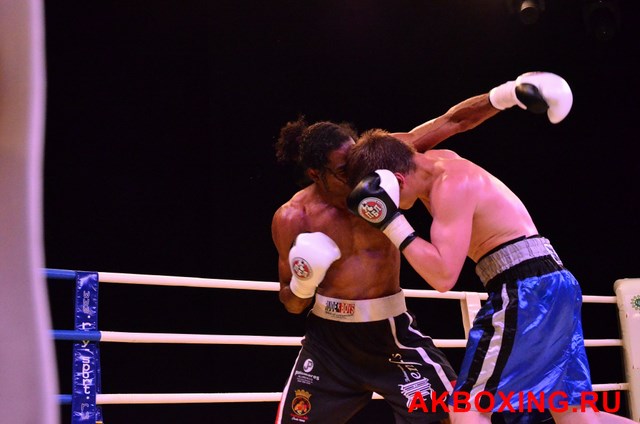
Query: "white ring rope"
100 331 303 346
52 270 629 406
93 271 618 304
97 271 280 291
87 271 622 348
78 331 620 348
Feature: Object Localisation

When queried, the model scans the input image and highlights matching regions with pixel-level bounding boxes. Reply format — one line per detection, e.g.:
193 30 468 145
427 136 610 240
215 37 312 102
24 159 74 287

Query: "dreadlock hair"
275 115 357 187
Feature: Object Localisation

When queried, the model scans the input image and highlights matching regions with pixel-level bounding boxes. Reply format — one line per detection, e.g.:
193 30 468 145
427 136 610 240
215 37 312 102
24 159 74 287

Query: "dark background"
42 1 639 423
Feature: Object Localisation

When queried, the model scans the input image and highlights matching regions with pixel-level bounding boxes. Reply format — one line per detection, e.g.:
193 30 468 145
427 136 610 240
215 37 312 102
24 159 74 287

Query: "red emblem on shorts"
291 389 312 417
291 257 312 280
358 197 387 224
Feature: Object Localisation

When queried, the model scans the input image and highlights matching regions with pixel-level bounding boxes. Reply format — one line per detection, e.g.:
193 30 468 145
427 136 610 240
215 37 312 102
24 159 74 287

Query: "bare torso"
420 150 539 262
273 184 402 300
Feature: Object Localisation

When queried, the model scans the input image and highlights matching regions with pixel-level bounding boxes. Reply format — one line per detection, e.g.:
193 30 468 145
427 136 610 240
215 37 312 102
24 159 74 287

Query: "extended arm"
391 94 498 153
391 72 573 153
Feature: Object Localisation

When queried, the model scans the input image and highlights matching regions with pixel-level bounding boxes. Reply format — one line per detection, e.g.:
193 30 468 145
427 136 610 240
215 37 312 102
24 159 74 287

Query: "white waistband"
311 291 407 323
475 236 563 285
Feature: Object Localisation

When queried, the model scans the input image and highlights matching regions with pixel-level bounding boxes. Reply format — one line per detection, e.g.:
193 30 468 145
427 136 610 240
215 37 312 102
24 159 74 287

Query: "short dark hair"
346 129 416 187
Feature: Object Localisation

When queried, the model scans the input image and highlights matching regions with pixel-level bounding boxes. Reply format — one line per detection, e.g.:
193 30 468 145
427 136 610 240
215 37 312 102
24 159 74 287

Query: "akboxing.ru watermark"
408 390 621 413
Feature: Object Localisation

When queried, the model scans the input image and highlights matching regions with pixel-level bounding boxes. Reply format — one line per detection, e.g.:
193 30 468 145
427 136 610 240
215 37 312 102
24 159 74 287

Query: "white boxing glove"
489 72 573 123
288 232 341 298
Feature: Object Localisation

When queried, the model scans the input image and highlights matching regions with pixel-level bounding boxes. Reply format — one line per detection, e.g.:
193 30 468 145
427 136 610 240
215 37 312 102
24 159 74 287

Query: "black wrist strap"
399 233 417 252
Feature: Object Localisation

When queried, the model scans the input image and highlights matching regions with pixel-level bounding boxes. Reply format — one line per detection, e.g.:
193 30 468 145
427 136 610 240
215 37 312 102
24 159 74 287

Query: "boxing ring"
46 268 640 423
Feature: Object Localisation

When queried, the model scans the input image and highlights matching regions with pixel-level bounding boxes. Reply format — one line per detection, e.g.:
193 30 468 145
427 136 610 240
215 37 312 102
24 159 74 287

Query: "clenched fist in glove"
347 169 417 251
489 72 573 123
288 232 341 298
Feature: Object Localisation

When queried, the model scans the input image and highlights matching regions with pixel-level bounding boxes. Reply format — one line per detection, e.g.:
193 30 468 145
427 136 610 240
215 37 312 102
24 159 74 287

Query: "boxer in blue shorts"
346 76 637 423
456 235 592 412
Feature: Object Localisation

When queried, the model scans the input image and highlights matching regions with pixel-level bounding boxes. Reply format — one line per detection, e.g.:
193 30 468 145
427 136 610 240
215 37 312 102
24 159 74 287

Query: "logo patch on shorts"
291 389 312 417
324 300 356 318
303 359 314 373
291 257 312 280
358 197 387 223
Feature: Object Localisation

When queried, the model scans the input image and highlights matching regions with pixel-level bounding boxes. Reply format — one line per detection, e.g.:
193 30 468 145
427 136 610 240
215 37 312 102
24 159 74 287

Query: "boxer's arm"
347 168 470 292
391 94 498 153
271 204 313 314
391 72 573 153
401 175 475 292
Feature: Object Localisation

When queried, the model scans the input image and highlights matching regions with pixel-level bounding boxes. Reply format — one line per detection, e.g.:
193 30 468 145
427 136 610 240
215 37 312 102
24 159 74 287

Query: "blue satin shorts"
451 236 592 412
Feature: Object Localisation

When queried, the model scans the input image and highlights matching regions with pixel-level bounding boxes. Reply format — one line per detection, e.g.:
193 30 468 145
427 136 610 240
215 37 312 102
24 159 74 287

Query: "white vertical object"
614 278 640 421
460 292 482 338
0 0 59 423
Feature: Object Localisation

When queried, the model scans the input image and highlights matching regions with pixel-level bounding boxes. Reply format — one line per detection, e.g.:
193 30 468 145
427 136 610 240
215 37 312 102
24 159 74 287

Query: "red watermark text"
408 391 620 414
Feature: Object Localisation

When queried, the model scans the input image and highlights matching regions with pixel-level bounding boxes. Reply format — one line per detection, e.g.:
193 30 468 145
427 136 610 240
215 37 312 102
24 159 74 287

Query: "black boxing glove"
347 169 417 251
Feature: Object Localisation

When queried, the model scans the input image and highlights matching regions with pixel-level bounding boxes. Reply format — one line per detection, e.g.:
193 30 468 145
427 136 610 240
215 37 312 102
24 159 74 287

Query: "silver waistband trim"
475 236 563 285
311 291 407 322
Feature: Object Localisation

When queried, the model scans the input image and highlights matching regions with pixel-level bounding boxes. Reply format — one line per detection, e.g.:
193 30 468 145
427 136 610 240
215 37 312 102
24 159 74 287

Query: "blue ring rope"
52 330 102 341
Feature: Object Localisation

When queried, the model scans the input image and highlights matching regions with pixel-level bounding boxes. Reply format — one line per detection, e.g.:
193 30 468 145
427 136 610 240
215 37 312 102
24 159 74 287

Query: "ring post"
614 278 640 421
72 272 104 424
460 292 482 338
